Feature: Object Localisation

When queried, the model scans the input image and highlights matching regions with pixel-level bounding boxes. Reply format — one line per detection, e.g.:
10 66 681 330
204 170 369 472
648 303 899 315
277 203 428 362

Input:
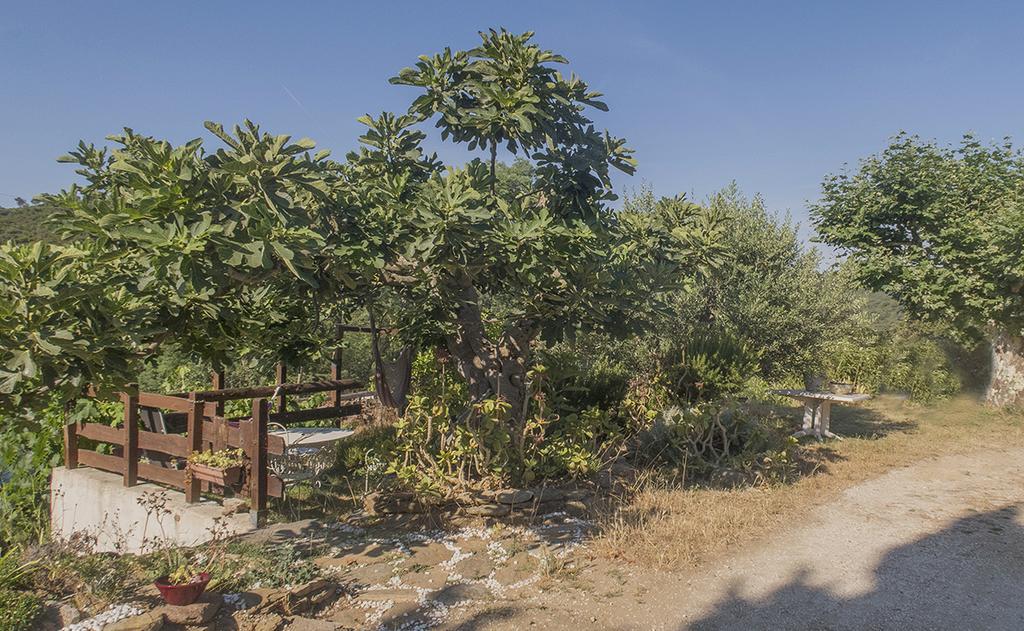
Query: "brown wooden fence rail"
65 378 370 526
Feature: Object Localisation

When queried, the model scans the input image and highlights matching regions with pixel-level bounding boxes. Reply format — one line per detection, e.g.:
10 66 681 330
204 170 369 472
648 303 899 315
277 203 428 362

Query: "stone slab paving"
308 511 594 630
60 512 593 631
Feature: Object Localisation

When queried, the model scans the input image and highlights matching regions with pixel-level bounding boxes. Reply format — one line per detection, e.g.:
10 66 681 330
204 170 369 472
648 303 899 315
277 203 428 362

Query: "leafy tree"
0 241 142 415
813 134 1024 406
2 122 373 417
1 30 724 491
342 29 725 436
626 183 860 386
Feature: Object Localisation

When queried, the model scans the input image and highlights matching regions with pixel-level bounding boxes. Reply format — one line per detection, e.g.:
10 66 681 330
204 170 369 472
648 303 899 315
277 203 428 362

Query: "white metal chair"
267 423 355 486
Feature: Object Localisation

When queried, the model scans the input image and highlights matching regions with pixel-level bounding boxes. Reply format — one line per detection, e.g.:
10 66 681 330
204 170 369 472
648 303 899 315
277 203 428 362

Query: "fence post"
275 361 287 413
122 386 139 486
330 324 344 407
63 401 78 470
210 368 228 466
185 394 203 503
249 398 269 527
211 368 226 417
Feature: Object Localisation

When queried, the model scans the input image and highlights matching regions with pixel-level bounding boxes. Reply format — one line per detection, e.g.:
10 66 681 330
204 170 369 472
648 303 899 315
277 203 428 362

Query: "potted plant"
186 448 246 487
829 381 856 395
152 549 212 606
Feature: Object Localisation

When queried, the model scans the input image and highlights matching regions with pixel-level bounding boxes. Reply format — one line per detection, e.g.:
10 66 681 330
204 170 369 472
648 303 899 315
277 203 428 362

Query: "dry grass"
595 395 1024 569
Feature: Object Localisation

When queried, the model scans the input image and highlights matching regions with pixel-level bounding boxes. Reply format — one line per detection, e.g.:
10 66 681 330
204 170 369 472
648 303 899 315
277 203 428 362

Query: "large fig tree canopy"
1 28 725 426
1 122 369 414
341 29 726 420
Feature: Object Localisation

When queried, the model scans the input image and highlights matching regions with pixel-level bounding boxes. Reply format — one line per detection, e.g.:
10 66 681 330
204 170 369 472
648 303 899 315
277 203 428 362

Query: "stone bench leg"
791 399 842 441
792 400 818 438
817 401 842 440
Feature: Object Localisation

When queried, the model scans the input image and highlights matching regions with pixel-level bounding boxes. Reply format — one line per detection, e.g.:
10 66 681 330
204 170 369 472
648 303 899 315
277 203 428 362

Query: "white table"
267 426 355 484
772 390 871 440
269 426 354 448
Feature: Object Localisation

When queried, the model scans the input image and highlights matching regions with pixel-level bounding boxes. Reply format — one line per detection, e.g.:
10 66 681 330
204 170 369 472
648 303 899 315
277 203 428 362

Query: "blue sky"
2 1 1022 245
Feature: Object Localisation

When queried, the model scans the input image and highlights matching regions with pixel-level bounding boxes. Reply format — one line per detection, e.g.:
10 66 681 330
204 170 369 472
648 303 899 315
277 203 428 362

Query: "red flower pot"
154 572 211 605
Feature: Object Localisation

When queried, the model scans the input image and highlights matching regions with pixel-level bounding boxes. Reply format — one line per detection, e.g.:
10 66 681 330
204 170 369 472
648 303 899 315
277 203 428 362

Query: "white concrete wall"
50 467 255 553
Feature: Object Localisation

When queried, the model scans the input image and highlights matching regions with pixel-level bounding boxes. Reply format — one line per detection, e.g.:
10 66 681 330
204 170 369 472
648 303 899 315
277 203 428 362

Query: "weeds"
596 396 1024 569
31 537 145 609
224 541 322 590
0 588 41 631
0 548 37 591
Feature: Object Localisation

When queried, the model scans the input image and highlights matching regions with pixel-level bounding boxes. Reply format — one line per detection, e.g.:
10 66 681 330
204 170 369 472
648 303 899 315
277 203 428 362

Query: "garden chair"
267 423 354 486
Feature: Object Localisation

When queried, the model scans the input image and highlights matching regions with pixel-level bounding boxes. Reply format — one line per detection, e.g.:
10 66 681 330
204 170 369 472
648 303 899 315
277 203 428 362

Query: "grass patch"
595 395 1024 568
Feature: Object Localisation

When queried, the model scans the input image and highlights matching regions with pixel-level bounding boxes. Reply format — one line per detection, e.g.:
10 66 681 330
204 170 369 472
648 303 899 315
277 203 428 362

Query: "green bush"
0 397 64 546
637 402 800 485
633 184 863 385
825 298 963 401
0 588 41 631
662 333 758 402
537 344 632 412
389 356 638 489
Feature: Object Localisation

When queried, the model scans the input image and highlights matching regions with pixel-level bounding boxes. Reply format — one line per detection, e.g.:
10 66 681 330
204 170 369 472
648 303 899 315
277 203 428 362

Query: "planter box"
189 463 242 487
829 382 855 395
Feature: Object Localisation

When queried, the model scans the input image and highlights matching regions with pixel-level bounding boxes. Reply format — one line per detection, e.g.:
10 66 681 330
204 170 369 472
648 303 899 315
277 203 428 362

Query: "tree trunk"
444 280 534 430
985 330 1024 408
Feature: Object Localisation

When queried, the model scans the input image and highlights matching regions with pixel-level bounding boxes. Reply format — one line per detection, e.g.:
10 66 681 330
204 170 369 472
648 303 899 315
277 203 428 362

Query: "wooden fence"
64 326 377 525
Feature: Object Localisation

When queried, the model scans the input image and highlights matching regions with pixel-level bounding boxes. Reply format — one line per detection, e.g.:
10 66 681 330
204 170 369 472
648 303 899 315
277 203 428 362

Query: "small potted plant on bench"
186 448 246 487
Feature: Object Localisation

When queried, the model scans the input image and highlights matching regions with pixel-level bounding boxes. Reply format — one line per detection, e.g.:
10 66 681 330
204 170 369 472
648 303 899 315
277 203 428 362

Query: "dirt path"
449 447 1024 630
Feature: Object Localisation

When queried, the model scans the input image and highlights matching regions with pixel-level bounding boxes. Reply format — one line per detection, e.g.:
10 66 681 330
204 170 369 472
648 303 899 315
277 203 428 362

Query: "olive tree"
631 183 862 385
340 29 725 431
813 134 1024 407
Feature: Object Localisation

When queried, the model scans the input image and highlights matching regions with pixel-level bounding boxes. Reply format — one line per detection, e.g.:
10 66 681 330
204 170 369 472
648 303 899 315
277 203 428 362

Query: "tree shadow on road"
684 505 1024 630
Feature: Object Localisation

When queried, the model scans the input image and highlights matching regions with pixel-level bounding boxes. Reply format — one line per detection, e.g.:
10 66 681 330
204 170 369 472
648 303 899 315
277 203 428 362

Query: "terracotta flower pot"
154 572 210 606
189 463 242 486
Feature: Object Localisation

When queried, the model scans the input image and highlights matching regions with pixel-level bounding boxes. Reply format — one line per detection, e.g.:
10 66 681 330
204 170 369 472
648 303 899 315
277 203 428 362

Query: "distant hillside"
0 205 60 244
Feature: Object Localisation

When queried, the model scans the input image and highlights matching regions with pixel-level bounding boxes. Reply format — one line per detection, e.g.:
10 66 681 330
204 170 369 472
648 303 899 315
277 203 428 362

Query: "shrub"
0 588 41 631
521 405 622 481
661 333 759 402
537 344 633 413
632 184 862 385
389 355 645 493
0 397 64 546
636 402 801 485
390 395 515 493
825 301 964 401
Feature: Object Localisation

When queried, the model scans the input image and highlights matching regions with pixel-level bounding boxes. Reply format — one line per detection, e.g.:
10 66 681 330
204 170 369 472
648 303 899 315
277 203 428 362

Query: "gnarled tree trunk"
444 280 535 432
985 330 1024 407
